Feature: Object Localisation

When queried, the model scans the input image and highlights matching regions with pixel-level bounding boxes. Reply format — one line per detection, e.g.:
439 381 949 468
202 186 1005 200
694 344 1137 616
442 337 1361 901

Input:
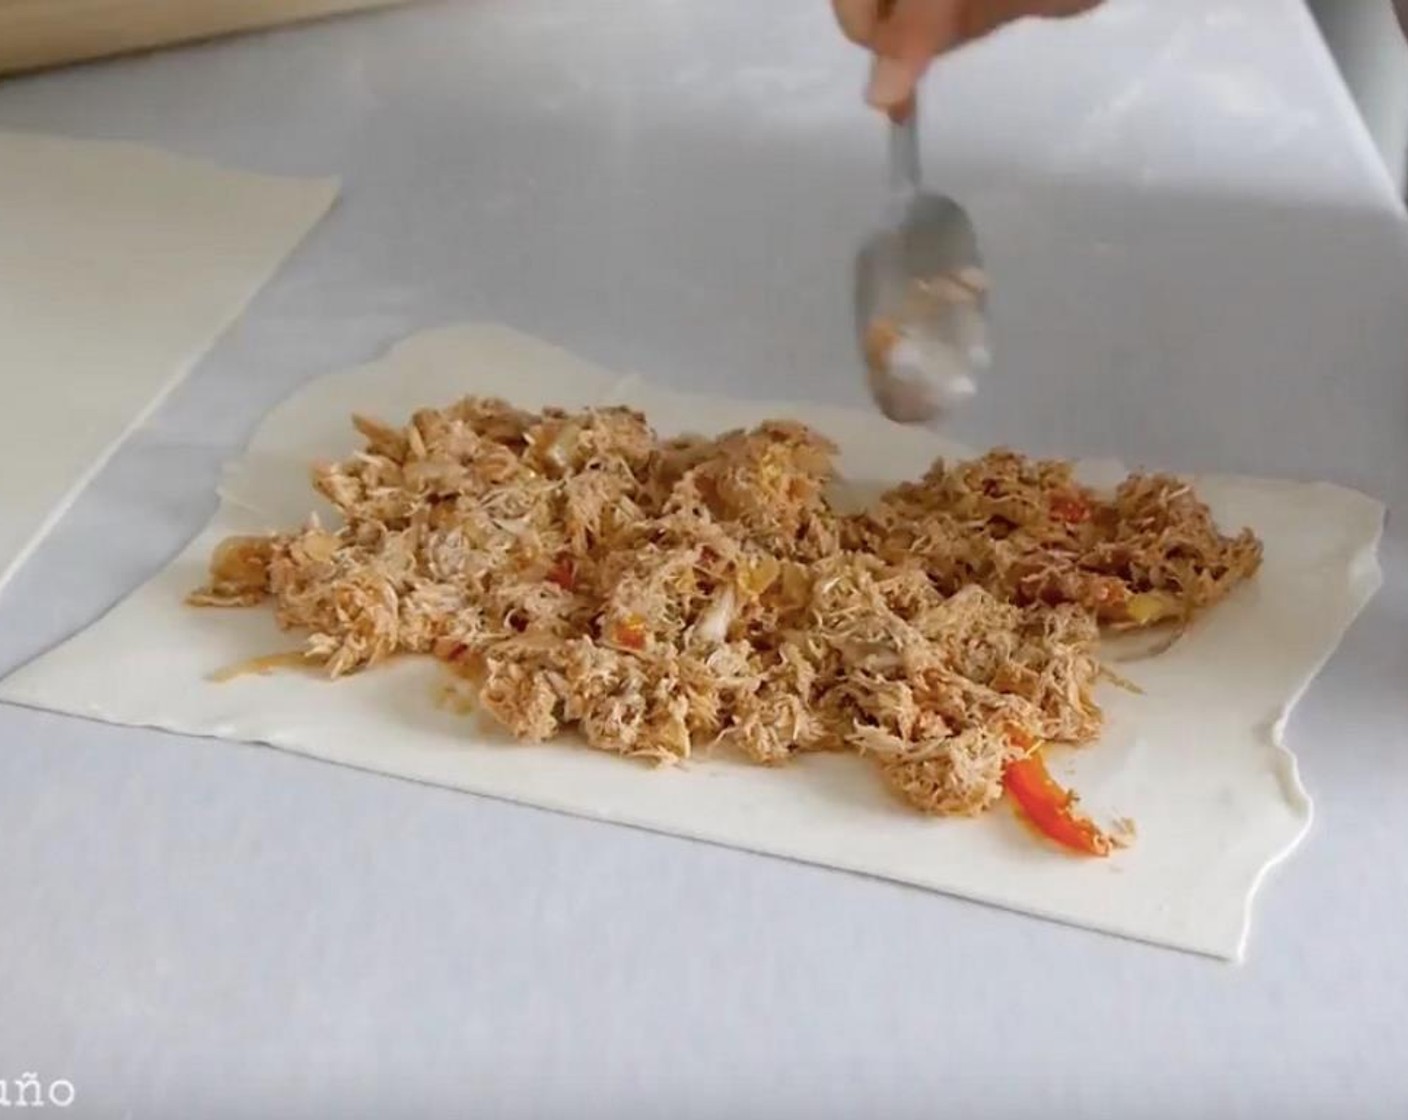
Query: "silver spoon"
854 97 991 424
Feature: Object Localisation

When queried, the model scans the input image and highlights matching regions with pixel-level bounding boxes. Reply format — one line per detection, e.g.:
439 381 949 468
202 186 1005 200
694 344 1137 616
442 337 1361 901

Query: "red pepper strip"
1003 749 1114 858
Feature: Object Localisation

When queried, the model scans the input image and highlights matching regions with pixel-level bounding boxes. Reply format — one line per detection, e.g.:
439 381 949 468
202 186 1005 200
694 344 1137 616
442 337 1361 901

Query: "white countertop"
2 1 1407 1116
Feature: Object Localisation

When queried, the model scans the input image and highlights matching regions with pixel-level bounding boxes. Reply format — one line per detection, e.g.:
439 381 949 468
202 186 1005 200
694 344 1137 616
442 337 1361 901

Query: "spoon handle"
889 97 921 200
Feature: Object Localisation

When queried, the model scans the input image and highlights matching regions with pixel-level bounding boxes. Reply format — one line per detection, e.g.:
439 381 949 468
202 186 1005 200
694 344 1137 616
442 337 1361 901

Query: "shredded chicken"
845 451 1263 628
190 398 1261 818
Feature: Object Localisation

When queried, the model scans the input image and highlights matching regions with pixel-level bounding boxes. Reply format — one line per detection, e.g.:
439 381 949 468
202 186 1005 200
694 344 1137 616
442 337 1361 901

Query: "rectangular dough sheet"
0 325 1384 960
0 129 338 593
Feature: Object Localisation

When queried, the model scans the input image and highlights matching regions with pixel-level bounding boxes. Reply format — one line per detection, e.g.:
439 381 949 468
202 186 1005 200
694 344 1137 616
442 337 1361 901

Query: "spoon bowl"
854 105 991 424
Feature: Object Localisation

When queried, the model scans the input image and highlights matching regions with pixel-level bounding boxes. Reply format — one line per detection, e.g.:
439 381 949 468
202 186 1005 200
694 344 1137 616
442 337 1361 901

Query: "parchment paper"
0 129 338 593
0 325 1384 960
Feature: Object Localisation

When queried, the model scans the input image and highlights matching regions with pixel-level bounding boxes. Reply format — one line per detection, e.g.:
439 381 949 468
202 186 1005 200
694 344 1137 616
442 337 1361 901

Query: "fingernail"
866 56 914 110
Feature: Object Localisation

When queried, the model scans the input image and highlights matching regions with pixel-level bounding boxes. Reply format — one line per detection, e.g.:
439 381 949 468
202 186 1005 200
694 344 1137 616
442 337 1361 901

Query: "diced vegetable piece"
1004 747 1115 858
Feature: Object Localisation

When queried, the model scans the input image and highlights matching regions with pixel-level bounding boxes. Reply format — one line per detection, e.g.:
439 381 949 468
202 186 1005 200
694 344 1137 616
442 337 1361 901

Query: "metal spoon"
854 98 991 424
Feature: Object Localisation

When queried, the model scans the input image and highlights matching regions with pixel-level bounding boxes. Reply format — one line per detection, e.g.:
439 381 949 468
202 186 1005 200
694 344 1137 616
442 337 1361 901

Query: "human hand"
833 0 1102 113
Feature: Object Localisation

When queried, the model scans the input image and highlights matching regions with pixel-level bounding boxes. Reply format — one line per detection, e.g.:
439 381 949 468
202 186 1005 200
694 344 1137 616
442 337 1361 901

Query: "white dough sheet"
0 325 1384 960
0 129 338 593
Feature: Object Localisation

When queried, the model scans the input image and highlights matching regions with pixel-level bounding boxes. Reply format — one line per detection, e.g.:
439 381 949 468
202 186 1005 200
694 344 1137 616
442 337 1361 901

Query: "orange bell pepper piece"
608 614 648 651
1003 742 1115 858
1049 492 1092 526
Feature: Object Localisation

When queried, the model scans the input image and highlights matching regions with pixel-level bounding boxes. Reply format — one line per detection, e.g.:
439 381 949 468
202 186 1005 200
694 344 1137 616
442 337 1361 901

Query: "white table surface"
2 1 1407 1116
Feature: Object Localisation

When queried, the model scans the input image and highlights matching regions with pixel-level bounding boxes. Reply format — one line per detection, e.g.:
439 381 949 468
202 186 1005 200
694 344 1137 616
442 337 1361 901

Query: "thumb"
866 54 929 111
865 0 962 111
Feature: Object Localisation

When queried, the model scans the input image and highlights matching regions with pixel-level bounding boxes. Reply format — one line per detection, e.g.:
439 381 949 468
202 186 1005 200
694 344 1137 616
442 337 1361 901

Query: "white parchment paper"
0 325 1384 959
0 129 338 592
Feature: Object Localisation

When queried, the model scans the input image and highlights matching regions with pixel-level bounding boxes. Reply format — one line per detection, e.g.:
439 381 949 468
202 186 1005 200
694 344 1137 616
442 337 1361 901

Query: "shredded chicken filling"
190 398 1262 818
